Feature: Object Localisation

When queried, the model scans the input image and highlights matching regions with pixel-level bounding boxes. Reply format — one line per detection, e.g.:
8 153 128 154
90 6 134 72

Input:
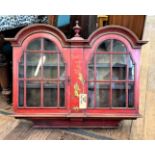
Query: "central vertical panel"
70 47 86 113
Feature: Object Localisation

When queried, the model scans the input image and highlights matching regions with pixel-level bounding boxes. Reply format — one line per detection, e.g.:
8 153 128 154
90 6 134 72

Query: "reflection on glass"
60 82 65 107
113 39 126 52
44 39 56 50
27 66 41 78
27 54 46 78
44 83 57 107
97 40 111 51
96 83 110 107
88 82 95 107
127 55 135 80
26 82 40 107
112 83 126 107
43 66 57 79
19 81 24 107
27 39 41 50
128 83 134 108
96 67 110 80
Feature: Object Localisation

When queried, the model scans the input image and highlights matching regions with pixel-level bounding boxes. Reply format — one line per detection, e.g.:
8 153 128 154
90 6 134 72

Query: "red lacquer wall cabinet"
9 22 147 128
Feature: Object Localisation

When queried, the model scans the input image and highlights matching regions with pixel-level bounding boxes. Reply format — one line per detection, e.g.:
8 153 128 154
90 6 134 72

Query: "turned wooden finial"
73 20 81 37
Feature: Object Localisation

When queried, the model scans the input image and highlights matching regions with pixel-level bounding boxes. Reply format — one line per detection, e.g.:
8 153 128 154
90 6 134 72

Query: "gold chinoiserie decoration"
78 72 85 84
72 106 80 111
74 82 80 97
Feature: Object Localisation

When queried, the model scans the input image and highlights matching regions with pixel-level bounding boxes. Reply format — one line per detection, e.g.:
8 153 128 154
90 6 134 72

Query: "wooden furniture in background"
48 15 55 25
48 15 97 39
97 15 109 27
48 15 145 40
109 15 146 39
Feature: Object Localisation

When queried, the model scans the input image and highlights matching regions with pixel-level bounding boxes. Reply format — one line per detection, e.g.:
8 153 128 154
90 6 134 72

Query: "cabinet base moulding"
14 117 132 128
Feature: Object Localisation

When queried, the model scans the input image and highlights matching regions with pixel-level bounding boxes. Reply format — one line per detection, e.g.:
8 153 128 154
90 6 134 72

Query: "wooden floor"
0 94 112 140
0 93 132 140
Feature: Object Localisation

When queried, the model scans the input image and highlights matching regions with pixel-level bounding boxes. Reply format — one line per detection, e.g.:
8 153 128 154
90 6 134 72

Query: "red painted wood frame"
8 24 147 128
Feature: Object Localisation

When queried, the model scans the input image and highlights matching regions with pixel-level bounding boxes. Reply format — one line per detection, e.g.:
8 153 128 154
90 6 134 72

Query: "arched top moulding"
6 22 147 49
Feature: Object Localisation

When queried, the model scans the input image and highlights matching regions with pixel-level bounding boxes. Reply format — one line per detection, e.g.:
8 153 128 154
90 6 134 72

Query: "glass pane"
112 54 126 65
27 39 41 50
88 66 94 80
27 66 41 78
60 55 65 65
88 57 95 80
18 81 24 107
19 54 24 78
26 53 42 78
96 67 110 80
88 82 95 107
112 83 126 107
43 54 58 65
43 54 58 78
96 55 110 64
89 57 94 65
43 66 57 79
127 55 135 80
113 39 126 52
97 40 111 51
44 83 57 107
19 65 24 78
44 39 56 50
60 82 65 107
128 83 134 108
27 53 41 64
96 55 110 80
112 67 126 80
96 83 110 107
112 54 126 80
26 82 40 107
60 66 65 80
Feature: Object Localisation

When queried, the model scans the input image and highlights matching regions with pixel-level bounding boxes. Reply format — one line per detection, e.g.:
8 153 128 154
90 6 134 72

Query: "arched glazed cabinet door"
87 39 135 110
18 38 66 108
